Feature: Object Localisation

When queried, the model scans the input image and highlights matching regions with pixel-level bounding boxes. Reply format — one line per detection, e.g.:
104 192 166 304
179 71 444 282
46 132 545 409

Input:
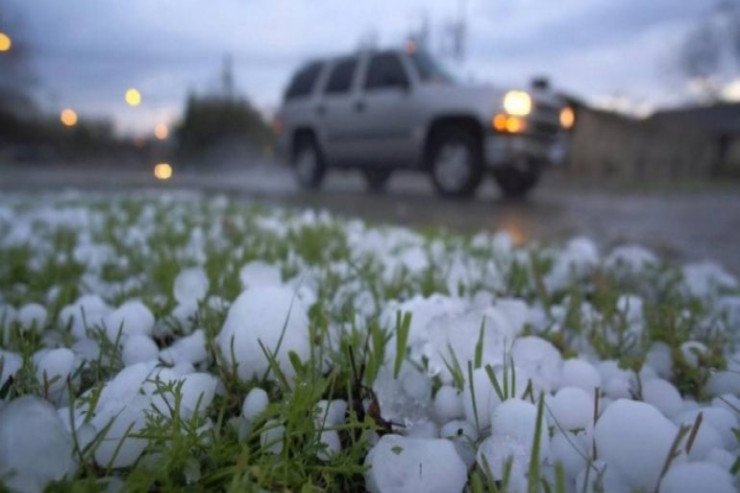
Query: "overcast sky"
4 0 717 135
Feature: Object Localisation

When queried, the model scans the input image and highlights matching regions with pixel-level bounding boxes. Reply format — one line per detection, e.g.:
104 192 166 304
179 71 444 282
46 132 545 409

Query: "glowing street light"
153 162 173 180
0 32 11 52
154 123 168 140
60 109 78 127
125 88 141 107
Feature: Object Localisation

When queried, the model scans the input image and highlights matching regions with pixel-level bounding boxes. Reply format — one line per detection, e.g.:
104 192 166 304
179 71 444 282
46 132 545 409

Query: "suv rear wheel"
362 169 392 193
492 163 540 199
293 135 325 190
429 127 483 199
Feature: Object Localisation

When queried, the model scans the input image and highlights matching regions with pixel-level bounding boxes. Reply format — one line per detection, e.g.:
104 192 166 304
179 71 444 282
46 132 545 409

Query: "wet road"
2 163 740 274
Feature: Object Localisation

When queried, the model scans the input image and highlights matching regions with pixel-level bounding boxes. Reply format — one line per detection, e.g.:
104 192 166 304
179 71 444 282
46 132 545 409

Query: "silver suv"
275 48 573 198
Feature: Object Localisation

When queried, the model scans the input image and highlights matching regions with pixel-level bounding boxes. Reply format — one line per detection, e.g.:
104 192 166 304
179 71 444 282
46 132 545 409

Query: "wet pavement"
2 163 740 274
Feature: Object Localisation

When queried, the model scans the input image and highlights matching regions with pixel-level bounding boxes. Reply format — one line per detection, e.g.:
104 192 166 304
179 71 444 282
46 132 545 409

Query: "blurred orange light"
493 114 508 131
125 88 141 107
560 106 575 129
506 116 526 133
493 114 526 134
405 40 417 54
0 32 11 52
154 123 168 140
153 162 173 180
60 109 78 127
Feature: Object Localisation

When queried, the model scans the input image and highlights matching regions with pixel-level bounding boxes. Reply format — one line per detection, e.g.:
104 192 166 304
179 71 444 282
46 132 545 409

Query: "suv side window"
284 62 323 100
364 53 409 91
324 58 357 95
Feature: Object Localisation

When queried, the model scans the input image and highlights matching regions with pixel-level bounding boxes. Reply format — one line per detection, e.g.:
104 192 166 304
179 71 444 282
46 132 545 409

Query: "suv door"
315 56 362 166
355 52 418 166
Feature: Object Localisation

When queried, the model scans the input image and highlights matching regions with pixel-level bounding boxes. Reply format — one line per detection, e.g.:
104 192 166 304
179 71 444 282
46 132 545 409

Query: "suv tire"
492 166 540 199
363 169 392 193
429 127 483 199
293 134 325 190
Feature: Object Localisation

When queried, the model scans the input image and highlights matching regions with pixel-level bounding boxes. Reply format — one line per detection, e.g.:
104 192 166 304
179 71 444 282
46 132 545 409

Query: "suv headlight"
560 106 575 129
503 90 532 116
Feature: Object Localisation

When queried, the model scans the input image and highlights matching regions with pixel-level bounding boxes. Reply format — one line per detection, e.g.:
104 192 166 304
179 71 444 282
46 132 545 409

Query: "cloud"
6 0 716 134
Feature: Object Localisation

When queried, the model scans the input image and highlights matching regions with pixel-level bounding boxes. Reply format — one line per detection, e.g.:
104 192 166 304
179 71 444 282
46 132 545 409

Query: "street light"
154 123 168 140
60 109 78 127
0 32 11 52
153 162 173 180
125 88 141 107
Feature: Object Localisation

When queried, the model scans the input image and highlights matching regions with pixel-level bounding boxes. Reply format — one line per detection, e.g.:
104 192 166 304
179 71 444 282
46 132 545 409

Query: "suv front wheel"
429 127 483 199
293 135 325 190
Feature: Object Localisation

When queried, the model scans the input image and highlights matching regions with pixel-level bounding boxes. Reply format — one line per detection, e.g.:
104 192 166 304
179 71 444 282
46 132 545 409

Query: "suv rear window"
324 58 357 95
284 62 322 100
364 53 409 90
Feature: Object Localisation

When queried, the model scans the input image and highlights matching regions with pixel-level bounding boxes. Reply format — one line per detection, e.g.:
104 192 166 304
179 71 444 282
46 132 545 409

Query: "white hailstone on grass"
121 335 159 366
511 336 562 392
550 387 594 430
682 261 738 299
71 338 100 369
239 261 282 290
17 303 47 332
490 399 549 463
712 394 740 415
365 435 467 493
242 387 269 421
35 348 75 394
260 420 285 454
477 434 531 481
58 294 110 339
0 396 76 493
642 379 683 418
675 417 723 461
434 386 464 422
406 420 439 439
178 372 218 418
594 399 678 492
373 364 432 426
679 341 708 369
549 431 590 479
544 237 599 291
217 286 310 383
160 329 208 366
169 301 198 329
559 358 601 393
706 448 736 470
440 420 478 468
173 267 209 304
604 244 658 274
206 295 229 311
705 371 740 397
659 462 735 493
91 395 149 468
103 300 155 343
314 399 347 427
318 430 341 461
675 407 738 449
575 459 629 493
0 350 21 387
646 342 673 379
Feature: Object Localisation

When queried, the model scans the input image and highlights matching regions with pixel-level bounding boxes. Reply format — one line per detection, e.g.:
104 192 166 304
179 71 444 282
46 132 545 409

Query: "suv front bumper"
484 133 568 168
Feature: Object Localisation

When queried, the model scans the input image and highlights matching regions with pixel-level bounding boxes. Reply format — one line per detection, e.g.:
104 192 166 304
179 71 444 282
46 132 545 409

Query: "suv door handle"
354 101 366 112
316 104 326 116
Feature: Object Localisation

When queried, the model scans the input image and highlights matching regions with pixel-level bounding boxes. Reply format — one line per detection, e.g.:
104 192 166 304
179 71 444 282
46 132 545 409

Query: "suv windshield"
409 51 458 85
